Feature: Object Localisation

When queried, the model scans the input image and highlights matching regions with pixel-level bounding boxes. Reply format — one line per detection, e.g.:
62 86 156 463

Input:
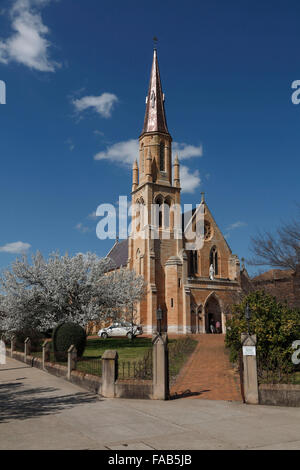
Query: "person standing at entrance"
209 320 216 334
216 320 221 334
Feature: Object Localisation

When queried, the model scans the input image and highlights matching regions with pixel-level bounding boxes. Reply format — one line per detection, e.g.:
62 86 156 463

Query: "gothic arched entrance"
204 294 222 333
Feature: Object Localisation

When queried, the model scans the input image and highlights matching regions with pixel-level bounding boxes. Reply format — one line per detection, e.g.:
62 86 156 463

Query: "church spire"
141 48 169 136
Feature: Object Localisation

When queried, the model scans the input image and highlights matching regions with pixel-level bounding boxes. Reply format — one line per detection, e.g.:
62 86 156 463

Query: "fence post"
101 350 118 398
67 345 77 380
152 333 169 400
0 338 6 365
10 335 16 358
241 333 259 404
24 337 31 363
42 339 51 369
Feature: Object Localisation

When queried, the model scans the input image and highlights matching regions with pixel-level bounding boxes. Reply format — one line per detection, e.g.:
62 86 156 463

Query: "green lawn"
168 337 198 384
83 337 153 361
76 337 153 377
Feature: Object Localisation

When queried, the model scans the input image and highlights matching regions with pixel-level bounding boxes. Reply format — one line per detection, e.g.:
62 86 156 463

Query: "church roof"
141 49 169 136
106 239 128 269
182 200 233 254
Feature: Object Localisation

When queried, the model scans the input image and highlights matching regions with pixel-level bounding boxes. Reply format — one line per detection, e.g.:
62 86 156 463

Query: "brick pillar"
152 333 169 400
241 333 259 404
101 350 118 398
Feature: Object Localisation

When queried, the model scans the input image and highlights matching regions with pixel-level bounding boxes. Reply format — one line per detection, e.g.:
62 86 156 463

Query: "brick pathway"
170 335 242 401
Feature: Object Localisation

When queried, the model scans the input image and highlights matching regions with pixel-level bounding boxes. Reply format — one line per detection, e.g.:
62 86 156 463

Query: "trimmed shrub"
52 322 86 362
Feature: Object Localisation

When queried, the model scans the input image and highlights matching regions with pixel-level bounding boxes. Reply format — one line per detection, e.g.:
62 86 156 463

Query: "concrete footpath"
1 357 300 450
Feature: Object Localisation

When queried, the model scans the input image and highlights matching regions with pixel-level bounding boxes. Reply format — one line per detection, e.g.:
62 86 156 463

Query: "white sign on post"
243 346 256 356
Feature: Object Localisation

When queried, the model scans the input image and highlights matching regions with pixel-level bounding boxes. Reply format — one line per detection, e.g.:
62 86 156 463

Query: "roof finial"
153 36 158 50
201 192 205 203
174 154 180 187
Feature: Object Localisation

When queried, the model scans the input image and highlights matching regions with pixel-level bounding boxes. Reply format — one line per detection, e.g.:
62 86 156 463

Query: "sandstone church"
107 48 244 335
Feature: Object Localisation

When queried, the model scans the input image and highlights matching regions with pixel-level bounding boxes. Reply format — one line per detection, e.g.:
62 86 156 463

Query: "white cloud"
0 241 31 254
65 138 74 151
226 221 247 231
224 221 247 240
75 223 90 234
0 0 60 72
94 139 138 165
94 130 104 136
72 93 118 118
172 142 203 160
180 165 201 193
87 211 98 220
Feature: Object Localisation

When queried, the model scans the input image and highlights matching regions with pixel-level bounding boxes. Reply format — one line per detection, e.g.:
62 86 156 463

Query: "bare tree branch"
249 211 300 271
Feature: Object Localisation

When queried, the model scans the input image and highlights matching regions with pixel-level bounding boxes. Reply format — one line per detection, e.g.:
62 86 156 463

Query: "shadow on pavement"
0 367 31 372
0 382 101 423
169 389 211 400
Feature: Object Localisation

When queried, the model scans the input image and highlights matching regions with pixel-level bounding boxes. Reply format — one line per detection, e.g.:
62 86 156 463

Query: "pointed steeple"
142 49 169 136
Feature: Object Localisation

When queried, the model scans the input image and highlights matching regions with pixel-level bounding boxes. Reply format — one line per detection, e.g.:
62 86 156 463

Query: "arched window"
155 196 163 228
209 246 218 276
164 198 171 228
139 198 145 229
159 142 165 171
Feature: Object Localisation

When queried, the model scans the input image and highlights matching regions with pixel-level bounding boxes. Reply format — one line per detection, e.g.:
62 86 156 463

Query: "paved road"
1 357 300 450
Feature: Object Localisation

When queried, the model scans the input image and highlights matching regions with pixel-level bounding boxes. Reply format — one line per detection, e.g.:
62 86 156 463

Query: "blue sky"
0 0 299 275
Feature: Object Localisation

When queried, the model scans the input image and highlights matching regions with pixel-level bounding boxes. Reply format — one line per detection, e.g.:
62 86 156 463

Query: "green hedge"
225 290 300 374
52 322 87 361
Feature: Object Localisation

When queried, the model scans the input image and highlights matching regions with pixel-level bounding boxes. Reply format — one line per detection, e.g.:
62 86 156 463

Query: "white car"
98 321 143 339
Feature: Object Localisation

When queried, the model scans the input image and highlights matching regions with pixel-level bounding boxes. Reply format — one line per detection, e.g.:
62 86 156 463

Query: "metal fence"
47 350 68 363
77 356 102 376
257 353 300 384
118 349 153 380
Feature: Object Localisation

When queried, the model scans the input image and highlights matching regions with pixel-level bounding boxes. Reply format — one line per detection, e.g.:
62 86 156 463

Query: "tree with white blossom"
0 251 146 335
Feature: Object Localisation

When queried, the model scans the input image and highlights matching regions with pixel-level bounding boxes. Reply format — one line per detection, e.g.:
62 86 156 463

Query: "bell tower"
138 48 173 187
128 47 186 334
